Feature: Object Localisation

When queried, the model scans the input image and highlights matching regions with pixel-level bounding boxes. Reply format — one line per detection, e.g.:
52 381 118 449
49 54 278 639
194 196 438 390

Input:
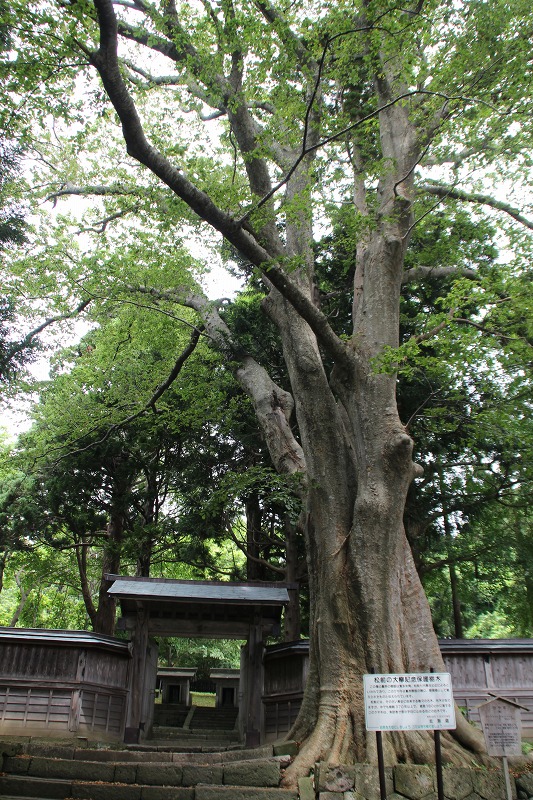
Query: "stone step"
149 736 240 748
3 739 294 762
150 730 240 745
152 714 189 727
0 774 195 799
2 796 61 800
3 753 284 788
136 742 241 753
124 744 278 761
189 723 237 730
13 744 265 763
153 728 239 737
195 789 297 800
0 775 298 800
0 775 73 799
188 708 239 731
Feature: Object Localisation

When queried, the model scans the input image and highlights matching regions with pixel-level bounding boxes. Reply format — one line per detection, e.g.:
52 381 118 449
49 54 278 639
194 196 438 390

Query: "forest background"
0 0 532 778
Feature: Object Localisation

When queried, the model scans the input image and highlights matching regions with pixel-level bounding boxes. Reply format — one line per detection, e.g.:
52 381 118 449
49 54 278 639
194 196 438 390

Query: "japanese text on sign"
363 673 456 732
478 700 522 757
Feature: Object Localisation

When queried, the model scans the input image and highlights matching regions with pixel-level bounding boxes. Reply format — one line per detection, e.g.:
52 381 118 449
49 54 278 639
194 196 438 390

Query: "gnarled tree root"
281 701 490 790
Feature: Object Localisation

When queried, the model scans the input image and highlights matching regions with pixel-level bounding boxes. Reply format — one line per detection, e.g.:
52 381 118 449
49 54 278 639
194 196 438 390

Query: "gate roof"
107 575 291 639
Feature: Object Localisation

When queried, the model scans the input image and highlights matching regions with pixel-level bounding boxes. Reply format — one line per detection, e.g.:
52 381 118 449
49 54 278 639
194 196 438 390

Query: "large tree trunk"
94 500 125 635
279 337 485 783
136 469 159 578
282 514 302 642
0 548 7 594
9 570 29 626
245 492 264 581
439 469 464 637
75 536 98 630
515 510 533 633
270 234 486 783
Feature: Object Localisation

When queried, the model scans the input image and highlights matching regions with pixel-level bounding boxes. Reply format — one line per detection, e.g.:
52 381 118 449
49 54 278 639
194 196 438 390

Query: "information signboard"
478 698 522 757
363 673 456 732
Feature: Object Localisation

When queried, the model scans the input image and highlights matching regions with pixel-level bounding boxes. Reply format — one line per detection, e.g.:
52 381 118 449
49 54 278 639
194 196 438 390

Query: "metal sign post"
433 725 444 800
370 668 388 800
430 667 445 800
375 728 388 800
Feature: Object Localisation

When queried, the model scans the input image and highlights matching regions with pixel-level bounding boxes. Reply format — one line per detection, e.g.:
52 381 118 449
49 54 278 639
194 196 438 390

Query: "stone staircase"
150 704 241 749
152 703 190 728
0 738 300 800
189 706 239 731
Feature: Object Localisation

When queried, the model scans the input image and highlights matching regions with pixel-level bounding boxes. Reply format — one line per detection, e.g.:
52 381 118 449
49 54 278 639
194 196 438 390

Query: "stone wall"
313 762 533 799
517 771 533 800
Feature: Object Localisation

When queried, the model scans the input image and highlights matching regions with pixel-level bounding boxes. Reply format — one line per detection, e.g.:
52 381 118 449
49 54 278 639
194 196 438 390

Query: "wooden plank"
244 619 264 747
118 616 256 638
70 688 81 732
84 650 130 688
125 608 150 742
492 654 533 688
0 679 128 698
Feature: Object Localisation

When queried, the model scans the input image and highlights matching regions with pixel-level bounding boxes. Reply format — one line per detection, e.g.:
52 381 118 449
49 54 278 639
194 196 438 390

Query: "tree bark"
9 570 29 627
93 517 122 635
439 469 464 638
245 492 264 581
94 486 127 635
136 468 159 578
282 514 302 642
0 549 7 594
75 537 98 630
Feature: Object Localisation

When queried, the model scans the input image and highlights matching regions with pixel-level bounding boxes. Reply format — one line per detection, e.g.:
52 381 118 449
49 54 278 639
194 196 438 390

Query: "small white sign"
478 699 522 757
363 673 456 732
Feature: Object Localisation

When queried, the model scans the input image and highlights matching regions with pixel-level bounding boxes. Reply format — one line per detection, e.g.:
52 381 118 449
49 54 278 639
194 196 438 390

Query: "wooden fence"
0 628 131 741
2 629 532 745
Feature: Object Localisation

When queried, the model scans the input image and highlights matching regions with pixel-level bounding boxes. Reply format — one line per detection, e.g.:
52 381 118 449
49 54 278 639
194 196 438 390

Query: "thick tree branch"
135 274 353 373
421 182 533 231
133 284 308 477
418 545 500 577
402 265 478 284
2 298 92 371
115 20 191 64
412 309 456 344
91 0 271 254
46 183 141 203
240 89 468 224
454 316 531 344
78 206 138 233
225 43 280 213
253 0 317 72
88 2 349 370
142 326 204 412
225 523 286 575
115 7 229 104
123 60 223 109
423 142 496 169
